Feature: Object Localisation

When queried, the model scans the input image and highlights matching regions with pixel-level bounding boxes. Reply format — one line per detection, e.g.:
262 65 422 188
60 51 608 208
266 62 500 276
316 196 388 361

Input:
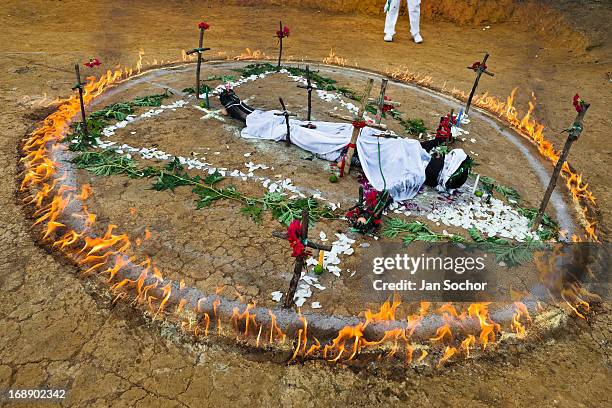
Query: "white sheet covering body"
241 110 431 201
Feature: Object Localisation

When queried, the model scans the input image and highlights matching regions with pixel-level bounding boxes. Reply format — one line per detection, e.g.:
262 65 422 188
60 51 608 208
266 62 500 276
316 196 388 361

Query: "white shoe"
413 33 423 44
384 34 393 42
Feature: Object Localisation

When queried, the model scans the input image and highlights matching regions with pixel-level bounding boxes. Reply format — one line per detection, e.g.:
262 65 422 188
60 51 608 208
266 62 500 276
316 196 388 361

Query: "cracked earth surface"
1 1 610 406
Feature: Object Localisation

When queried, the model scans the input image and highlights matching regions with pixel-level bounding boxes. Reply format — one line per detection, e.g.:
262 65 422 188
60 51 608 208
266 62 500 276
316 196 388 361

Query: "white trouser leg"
384 0 401 36
407 0 421 37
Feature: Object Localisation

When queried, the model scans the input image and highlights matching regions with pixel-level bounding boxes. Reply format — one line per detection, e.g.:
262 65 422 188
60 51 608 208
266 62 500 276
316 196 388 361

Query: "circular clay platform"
65 61 578 319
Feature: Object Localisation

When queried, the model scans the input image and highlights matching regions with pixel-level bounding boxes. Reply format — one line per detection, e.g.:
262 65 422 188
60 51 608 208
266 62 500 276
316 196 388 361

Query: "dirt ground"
77 65 552 315
0 1 610 407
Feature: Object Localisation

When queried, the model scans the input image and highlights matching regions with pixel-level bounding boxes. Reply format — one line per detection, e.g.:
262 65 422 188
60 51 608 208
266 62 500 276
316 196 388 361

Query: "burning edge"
17 51 599 369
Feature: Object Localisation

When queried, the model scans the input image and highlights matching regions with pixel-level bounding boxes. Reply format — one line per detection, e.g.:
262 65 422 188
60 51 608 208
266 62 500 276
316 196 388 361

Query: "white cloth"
436 149 468 192
241 110 432 201
384 0 421 37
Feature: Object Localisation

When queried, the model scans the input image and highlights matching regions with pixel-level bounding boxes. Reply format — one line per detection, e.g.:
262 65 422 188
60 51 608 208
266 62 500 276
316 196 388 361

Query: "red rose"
287 220 309 257
198 21 210 30
573 93 584 112
276 26 290 38
84 58 101 68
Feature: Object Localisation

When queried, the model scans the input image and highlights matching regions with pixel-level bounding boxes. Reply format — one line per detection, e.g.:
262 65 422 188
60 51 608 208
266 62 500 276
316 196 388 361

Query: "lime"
329 174 339 183
313 264 324 275
475 190 483 197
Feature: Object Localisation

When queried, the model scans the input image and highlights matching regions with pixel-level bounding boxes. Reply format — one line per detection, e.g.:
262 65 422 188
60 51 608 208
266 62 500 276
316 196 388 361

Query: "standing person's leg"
407 0 423 43
384 0 401 41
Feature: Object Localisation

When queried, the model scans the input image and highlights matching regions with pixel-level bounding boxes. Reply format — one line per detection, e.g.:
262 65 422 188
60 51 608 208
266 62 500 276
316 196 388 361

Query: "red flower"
345 209 359 219
276 26 290 38
352 120 367 129
198 21 210 30
469 61 487 71
573 93 585 112
365 190 378 208
84 58 101 68
287 220 309 257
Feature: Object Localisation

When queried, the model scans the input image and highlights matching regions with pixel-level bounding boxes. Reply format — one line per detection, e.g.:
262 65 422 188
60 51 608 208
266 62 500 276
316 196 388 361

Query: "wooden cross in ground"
296 65 314 122
368 78 401 125
71 63 88 136
272 208 332 308
276 21 289 68
531 99 590 232
194 105 226 122
328 79 394 175
186 25 211 100
274 97 296 146
465 53 495 114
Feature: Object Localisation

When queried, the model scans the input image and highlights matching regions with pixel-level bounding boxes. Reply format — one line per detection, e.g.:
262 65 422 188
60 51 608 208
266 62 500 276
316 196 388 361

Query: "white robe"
241 110 431 201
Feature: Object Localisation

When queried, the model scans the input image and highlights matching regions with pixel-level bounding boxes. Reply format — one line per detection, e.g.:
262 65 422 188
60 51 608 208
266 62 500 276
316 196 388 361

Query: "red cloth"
352 120 366 129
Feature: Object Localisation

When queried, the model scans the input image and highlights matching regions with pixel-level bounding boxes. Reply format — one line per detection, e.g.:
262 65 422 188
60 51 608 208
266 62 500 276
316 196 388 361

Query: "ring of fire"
18 50 602 369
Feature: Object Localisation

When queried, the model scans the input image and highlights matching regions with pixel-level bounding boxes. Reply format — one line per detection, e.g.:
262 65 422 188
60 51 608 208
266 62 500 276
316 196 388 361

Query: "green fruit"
475 190 483 197
313 264 324 275
329 174 339 183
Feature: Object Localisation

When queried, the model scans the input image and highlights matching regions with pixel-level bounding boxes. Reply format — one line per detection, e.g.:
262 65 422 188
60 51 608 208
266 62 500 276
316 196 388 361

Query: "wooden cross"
272 208 332 308
368 78 401 125
194 105 226 122
274 97 296 146
465 53 494 114
276 20 286 68
71 64 88 136
186 27 211 100
531 101 590 232
296 65 314 122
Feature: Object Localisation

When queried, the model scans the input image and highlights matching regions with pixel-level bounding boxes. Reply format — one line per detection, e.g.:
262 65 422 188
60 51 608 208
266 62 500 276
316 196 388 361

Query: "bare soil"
76 65 552 315
0 1 610 407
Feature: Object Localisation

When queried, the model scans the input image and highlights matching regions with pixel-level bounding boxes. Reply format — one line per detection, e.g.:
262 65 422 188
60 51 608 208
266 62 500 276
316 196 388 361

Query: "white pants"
384 0 421 37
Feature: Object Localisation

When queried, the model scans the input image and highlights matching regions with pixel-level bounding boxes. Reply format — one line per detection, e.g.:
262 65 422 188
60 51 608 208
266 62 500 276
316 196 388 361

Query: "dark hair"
445 156 472 189
424 155 444 187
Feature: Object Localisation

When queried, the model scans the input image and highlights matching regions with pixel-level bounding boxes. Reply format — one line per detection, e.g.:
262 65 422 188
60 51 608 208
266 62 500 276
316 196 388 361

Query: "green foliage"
479 176 520 202
72 150 143 178
182 84 210 95
66 117 107 151
202 74 237 83
399 118 428 136
467 228 546 266
383 218 546 266
517 207 559 241
131 90 171 107
236 63 359 100
382 218 466 244
272 197 334 227
90 102 133 121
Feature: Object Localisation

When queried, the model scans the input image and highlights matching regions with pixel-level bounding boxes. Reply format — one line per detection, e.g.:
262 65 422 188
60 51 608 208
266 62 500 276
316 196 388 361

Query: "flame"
234 48 270 61
322 49 347 67
18 48 599 371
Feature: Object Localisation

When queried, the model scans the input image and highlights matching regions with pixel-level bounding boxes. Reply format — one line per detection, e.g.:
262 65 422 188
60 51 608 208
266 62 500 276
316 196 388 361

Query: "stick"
277 97 292 146
531 105 590 232
277 21 283 68
195 27 205 99
376 79 388 125
74 64 88 136
306 66 312 121
346 79 374 176
466 53 494 114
